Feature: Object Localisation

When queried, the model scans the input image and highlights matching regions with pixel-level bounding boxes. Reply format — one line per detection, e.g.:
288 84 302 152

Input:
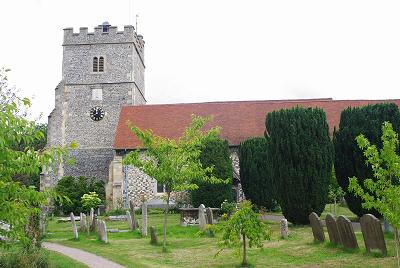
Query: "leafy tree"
216 200 271 267
239 137 277 211
328 167 345 216
191 138 233 207
81 192 102 212
266 106 333 224
334 103 400 217
0 68 69 249
55 176 105 214
124 115 229 252
349 122 400 266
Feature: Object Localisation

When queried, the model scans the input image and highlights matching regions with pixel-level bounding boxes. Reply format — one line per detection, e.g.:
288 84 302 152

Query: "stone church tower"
45 22 145 186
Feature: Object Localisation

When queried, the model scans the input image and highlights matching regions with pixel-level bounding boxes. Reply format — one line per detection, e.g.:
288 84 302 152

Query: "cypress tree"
239 137 277 211
333 103 400 217
191 138 234 207
266 106 333 224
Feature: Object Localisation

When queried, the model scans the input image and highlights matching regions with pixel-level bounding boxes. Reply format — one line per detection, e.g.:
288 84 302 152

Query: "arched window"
93 57 98 72
99 57 104 72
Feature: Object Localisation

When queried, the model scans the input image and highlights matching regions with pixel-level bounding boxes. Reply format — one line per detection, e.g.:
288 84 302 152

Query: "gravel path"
43 242 126 268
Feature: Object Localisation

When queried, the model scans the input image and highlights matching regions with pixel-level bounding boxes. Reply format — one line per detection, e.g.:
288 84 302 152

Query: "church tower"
46 22 145 185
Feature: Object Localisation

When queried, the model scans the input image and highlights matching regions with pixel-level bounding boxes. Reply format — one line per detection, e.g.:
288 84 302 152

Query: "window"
102 24 109 33
92 56 104 73
99 57 104 72
91 88 102 101
157 183 164 193
92 57 98 72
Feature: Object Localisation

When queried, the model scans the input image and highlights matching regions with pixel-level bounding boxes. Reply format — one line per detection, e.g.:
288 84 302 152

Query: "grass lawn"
44 209 399 268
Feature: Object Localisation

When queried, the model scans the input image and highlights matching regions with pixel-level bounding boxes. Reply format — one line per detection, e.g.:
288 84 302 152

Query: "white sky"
1 0 400 122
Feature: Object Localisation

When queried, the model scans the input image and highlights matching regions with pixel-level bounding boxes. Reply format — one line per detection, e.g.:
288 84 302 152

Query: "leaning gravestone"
360 214 387 255
98 220 108 243
89 208 96 232
141 201 148 237
280 218 289 239
150 226 158 245
198 204 207 230
206 207 214 225
129 201 138 230
337 215 358 249
80 213 87 232
126 211 135 230
325 213 341 245
70 212 78 239
309 212 325 242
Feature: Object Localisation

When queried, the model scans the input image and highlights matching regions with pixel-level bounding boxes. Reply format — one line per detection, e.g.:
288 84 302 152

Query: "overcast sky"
1 0 400 122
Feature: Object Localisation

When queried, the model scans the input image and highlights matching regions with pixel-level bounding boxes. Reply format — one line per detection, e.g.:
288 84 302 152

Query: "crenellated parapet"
63 25 144 61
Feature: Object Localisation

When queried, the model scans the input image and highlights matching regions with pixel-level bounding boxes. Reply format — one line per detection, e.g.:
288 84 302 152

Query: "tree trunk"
163 191 170 253
334 197 337 216
242 232 247 267
394 227 400 268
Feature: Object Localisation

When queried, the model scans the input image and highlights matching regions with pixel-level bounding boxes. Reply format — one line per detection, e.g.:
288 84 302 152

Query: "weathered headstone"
80 213 87 232
89 208 95 232
325 213 341 245
39 213 47 236
98 220 108 243
360 214 387 255
280 218 289 239
206 207 214 225
70 212 78 239
141 201 148 236
309 212 325 242
126 211 135 230
337 215 358 249
150 226 158 245
129 200 138 230
198 204 206 230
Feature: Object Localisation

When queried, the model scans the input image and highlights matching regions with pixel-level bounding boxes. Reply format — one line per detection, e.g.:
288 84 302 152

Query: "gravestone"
80 213 87 232
325 213 341 245
126 211 134 230
198 204 206 230
337 215 358 249
141 201 148 237
150 226 158 245
70 212 78 239
280 218 289 239
206 207 214 225
309 212 325 242
360 214 387 255
98 220 108 243
129 201 138 230
89 208 95 232
39 213 47 236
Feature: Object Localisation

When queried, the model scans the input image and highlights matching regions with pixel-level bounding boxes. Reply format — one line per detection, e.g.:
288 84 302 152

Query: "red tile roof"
114 98 400 149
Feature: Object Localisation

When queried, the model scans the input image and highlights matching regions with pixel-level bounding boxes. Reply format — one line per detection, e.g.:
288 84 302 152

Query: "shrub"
333 103 400 217
239 137 278 211
0 248 49 268
81 192 102 211
266 106 333 224
191 138 234 207
55 176 105 214
220 199 237 217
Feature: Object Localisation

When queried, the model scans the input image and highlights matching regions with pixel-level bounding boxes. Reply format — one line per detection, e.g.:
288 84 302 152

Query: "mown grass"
46 250 88 268
44 210 399 267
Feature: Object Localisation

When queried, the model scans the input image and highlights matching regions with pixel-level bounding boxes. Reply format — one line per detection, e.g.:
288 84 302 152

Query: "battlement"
63 25 144 60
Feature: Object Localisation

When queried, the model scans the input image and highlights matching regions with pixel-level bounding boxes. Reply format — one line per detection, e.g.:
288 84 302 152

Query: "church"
43 22 400 209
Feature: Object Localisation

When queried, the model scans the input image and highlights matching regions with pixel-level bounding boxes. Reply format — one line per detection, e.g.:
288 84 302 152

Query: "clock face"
90 106 105 121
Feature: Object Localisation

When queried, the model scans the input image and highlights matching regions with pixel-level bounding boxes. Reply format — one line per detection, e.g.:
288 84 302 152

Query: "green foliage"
239 137 278 211
333 103 400 217
0 247 50 268
216 200 271 266
220 199 237 217
266 106 333 224
0 68 70 249
81 192 102 211
123 115 229 252
348 122 400 265
191 138 233 207
328 167 345 215
55 176 105 214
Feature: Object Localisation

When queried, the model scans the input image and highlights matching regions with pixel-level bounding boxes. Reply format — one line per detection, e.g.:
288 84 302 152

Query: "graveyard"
41 204 399 267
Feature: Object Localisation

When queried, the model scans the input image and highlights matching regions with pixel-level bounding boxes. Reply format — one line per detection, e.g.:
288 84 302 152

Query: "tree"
216 200 271 267
239 137 277 211
191 138 233 207
334 103 400 217
266 106 333 224
123 115 229 252
81 192 102 212
349 122 400 266
328 167 345 216
0 68 69 249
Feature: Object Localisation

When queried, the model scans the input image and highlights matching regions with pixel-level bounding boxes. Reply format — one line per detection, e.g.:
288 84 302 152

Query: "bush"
191 138 234 207
333 103 400 217
0 248 49 268
266 106 333 224
55 176 105 215
239 137 278 211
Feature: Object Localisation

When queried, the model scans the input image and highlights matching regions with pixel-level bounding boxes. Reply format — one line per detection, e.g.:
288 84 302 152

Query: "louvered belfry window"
99 57 104 72
93 57 98 72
